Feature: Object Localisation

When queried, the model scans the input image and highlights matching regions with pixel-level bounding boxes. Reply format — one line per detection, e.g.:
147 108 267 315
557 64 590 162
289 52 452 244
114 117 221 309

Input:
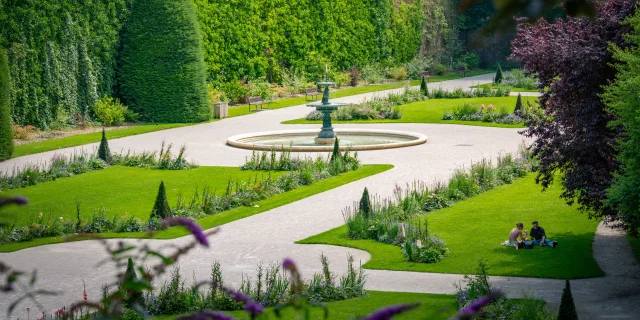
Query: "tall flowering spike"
163 217 209 247
457 290 502 318
282 257 296 272
362 303 420 320
244 300 265 317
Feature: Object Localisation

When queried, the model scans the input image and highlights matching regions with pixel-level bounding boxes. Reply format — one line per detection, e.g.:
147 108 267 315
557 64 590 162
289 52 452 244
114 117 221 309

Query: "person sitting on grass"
530 220 558 248
503 222 527 250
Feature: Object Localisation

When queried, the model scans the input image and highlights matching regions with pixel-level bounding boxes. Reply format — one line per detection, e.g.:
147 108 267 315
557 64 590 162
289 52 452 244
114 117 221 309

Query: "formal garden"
1 0 640 319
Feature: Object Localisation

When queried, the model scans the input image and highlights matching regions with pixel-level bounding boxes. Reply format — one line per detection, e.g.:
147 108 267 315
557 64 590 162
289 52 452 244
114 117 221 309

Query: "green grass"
13 123 191 157
154 291 458 320
298 174 603 279
471 83 539 93
283 96 535 128
227 70 492 118
0 164 392 251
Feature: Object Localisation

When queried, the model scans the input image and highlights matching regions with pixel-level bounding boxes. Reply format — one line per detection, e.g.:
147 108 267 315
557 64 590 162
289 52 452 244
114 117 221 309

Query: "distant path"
2 74 637 319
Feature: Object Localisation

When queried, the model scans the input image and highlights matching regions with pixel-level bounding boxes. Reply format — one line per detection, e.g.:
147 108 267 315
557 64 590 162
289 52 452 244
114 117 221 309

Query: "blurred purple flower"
282 257 296 271
244 300 265 317
177 311 236 320
222 286 251 303
362 303 420 320
163 217 209 247
457 290 502 318
0 196 29 208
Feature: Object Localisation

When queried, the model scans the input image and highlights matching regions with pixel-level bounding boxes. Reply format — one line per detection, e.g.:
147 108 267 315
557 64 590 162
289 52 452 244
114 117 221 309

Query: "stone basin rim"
227 129 427 152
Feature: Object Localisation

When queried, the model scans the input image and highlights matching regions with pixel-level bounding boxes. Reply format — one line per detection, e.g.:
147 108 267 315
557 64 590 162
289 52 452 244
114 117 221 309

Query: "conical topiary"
98 128 111 163
330 138 341 162
359 187 371 218
0 47 13 161
150 181 171 220
122 257 144 309
557 280 578 320
514 93 523 114
420 76 427 96
494 64 504 84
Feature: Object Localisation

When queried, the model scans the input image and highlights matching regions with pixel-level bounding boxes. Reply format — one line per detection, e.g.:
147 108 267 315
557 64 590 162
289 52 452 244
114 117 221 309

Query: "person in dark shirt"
530 221 558 248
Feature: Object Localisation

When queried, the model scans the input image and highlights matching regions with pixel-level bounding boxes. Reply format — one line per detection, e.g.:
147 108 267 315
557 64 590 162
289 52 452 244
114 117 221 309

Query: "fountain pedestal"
307 80 346 144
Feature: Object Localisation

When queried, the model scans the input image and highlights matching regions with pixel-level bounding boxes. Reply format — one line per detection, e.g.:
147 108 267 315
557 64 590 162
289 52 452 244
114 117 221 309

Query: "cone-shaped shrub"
124 257 137 282
359 187 371 218
420 76 427 96
151 181 171 220
514 93 523 113
330 138 341 162
97 128 111 163
122 257 144 309
119 0 210 123
494 64 504 84
0 48 13 160
558 280 578 320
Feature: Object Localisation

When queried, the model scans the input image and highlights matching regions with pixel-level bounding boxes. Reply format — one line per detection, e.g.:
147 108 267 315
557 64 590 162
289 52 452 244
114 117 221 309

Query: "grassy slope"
154 291 458 320
0 164 392 251
13 123 190 157
299 174 603 279
283 96 536 128
227 70 492 118
471 83 539 93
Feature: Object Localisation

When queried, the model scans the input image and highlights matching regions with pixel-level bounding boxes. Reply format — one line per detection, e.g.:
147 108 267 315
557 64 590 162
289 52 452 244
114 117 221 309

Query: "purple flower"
362 303 420 320
177 311 236 320
282 257 296 271
0 196 29 208
244 300 265 317
222 286 251 303
163 217 209 247
457 290 502 318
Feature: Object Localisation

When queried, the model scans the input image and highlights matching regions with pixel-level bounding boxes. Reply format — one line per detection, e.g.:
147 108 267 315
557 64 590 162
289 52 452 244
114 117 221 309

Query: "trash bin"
214 102 228 119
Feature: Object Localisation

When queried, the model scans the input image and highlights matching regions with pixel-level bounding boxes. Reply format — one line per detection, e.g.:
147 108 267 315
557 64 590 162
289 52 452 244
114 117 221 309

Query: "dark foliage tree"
493 64 503 83
510 0 636 219
514 93 523 114
330 138 341 162
603 10 640 234
558 280 578 320
151 181 171 220
122 257 144 309
97 128 111 163
0 47 13 160
359 187 372 218
119 0 210 123
420 76 428 96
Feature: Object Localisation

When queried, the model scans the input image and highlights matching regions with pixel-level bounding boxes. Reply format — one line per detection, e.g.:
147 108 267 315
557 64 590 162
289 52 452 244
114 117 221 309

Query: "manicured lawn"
298 174 603 279
154 291 458 320
0 164 392 251
13 123 191 157
283 96 536 128
471 83 539 93
227 70 492 118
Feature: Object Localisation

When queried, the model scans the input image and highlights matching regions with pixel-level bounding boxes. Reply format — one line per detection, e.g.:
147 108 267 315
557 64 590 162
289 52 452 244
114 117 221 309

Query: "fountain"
227 67 427 152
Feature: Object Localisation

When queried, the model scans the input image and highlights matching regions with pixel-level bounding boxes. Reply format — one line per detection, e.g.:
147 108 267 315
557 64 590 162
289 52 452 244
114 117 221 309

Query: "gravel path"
1 74 637 318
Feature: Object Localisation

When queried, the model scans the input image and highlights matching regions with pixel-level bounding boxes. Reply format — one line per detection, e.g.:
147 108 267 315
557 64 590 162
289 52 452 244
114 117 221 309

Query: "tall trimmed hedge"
119 0 210 123
0 47 13 160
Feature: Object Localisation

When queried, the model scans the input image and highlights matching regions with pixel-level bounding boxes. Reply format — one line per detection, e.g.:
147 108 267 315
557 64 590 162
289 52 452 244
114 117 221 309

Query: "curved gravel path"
1 74 637 318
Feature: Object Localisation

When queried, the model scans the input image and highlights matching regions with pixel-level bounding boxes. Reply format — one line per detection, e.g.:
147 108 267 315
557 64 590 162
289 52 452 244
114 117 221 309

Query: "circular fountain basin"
227 129 427 152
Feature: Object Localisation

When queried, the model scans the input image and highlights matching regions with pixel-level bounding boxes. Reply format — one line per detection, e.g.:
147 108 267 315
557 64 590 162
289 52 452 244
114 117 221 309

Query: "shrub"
494 64 504 83
406 58 430 80
503 69 538 90
333 72 351 88
0 48 13 160
458 52 480 69
219 80 249 104
420 76 428 96
94 96 126 126
11 124 37 140
430 63 447 76
331 138 341 162
387 66 407 80
401 219 449 263
359 187 371 218
349 65 360 87
151 181 172 220
246 78 273 101
361 64 385 84
281 69 309 95
515 93 523 113
98 129 111 163
558 280 578 320
119 0 210 123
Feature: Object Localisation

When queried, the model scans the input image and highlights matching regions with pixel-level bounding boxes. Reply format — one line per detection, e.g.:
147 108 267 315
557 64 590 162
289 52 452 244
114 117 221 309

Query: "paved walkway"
1 74 637 318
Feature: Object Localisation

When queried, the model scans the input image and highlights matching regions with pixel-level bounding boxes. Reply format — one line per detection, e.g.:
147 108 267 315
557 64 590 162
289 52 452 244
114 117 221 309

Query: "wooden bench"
305 87 321 101
247 96 271 112
456 66 466 77
420 71 433 83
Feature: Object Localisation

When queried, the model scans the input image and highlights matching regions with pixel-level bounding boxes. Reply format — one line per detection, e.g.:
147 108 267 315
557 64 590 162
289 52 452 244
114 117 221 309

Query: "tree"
514 93 523 114
420 76 428 96
98 128 111 163
510 0 636 219
0 47 13 160
558 280 578 320
330 138 341 162
603 10 640 234
122 257 144 309
359 187 371 218
151 181 171 220
119 0 210 123
494 64 503 83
